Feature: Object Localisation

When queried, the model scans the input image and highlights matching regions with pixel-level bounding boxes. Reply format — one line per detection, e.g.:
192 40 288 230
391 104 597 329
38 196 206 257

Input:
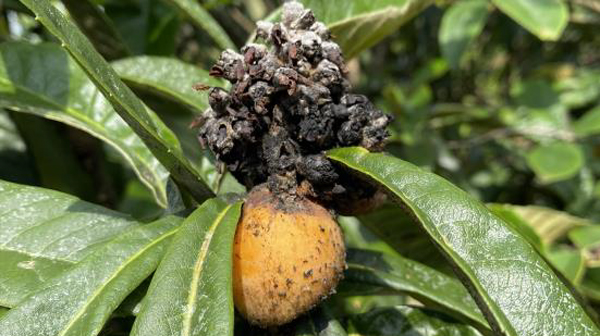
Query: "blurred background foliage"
2 0 600 332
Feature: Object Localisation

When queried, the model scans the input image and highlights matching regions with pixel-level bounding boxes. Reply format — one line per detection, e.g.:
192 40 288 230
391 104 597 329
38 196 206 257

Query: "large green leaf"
131 198 242 336
112 56 221 115
60 0 130 60
488 205 587 284
345 249 488 332
0 179 140 308
328 147 599 336
20 0 215 203
346 306 483 336
491 0 568 41
439 0 489 70
163 0 236 51
487 204 544 252
526 142 584 184
0 41 169 207
0 215 182 336
300 0 435 58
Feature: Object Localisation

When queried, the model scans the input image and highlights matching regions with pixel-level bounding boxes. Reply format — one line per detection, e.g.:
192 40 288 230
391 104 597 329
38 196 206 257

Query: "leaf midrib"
328 150 514 335
56 227 178 336
181 204 232 336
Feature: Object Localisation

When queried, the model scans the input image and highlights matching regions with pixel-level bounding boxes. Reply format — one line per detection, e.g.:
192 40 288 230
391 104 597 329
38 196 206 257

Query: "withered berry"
196 1 392 212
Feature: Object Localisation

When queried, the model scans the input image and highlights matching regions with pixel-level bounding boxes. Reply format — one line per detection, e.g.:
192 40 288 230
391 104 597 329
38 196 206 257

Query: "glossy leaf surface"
328 147 599 336
131 198 242 336
112 56 221 114
0 215 182 336
0 179 139 308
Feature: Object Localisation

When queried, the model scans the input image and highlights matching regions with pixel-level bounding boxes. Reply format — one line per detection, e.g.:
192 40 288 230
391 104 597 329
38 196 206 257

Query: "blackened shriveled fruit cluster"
196 1 391 211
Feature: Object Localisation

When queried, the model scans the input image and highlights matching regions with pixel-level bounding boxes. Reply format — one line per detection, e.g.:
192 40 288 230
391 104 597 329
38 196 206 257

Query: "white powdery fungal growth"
195 1 392 210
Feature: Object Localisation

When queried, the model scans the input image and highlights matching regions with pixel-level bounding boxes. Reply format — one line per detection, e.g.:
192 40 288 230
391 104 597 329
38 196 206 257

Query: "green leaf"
439 0 489 70
19 0 215 203
0 215 182 336
163 0 236 51
357 204 448 270
0 307 7 319
346 249 488 332
581 268 600 302
487 204 544 252
0 41 169 207
112 56 222 114
488 205 587 284
526 142 584 184
293 307 347 336
300 0 435 58
573 105 600 137
569 226 600 267
60 0 130 60
346 306 483 336
131 198 242 336
546 246 585 285
110 58 245 194
491 0 569 41
328 147 599 336
489 204 588 247
0 179 140 308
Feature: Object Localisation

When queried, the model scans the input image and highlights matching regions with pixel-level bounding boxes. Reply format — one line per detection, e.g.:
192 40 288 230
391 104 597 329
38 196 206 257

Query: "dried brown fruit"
196 1 391 211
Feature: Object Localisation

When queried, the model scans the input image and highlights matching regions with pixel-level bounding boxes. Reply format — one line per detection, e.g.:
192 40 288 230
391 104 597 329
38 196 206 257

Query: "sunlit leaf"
0 179 140 308
328 147 600 336
0 215 182 336
112 56 222 114
300 0 435 58
491 0 568 41
573 105 600 137
131 198 242 336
